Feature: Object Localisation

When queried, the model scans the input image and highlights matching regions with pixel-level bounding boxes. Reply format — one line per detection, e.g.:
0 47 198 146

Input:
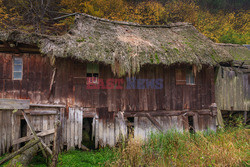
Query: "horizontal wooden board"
30 110 58 115
12 129 55 145
0 99 30 109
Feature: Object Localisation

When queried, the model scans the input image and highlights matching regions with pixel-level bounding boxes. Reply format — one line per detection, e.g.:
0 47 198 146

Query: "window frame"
86 63 99 85
186 68 195 85
12 57 23 80
175 67 196 86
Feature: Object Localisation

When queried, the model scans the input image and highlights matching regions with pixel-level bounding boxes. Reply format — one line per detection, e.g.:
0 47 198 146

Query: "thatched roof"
0 13 237 76
216 43 250 65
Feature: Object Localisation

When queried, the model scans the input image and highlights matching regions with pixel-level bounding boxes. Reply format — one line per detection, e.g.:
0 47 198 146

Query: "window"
86 63 99 84
13 57 23 80
186 68 195 85
175 67 195 85
175 69 186 85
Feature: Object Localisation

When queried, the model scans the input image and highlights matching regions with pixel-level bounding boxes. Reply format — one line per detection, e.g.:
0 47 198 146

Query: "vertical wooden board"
6 111 11 153
66 109 71 150
170 68 176 110
50 115 55 143
138 117 147 141
171 116 178 131
74 109 79 148
114 117 120 144
3 54 12 79
198 115 204 131
98 119 103 147
106 119 110 146
134 117 138 139
2 111 7 154
0 111 2 155
95 118 99 149
43 115 49 145
62 109 67 147
99 65 107 108
0 53 4 79
177 116 183 132
70 108 75 148
109 119 115 146
103 119 107 146
78 109 83 148
164 67 171 110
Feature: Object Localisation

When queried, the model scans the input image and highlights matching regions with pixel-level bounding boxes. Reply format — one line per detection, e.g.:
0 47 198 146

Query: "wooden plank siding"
0 53 219 151
0 107 59 156
215 67 250 111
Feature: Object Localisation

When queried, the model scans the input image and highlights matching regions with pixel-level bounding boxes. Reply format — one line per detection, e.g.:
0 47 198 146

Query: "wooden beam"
21 110 51 157
30 110 58 116
0 99 30 109
30 104 66 108
48 68 56 99
0 139 40 165
145 113 163 132
122 109 211 117
40 139 52 155
13 129 55 145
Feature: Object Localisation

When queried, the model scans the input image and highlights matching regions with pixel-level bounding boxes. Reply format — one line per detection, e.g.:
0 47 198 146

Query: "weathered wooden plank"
70 108 75 149
21 110 50 157
29 104 66 108
66 110 71 150
30 110 58 115
13 129 55 145
0 110 2 155
78 109 83 149
0 139 40 166
0 99 30 109
42 115 49 145
145 113 163 132
94 116 99 149
74 109 79 148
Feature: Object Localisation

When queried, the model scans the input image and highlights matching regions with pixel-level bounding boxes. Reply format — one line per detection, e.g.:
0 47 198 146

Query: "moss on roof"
216 43 250 65
0 13 236 76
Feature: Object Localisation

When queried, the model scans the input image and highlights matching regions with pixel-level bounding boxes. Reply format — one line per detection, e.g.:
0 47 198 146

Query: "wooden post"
21 110 52 157
244 111 247 124
50 120 61 167
210 103 217 131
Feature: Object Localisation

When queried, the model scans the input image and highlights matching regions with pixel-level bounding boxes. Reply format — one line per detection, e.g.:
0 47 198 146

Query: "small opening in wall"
82 118 95 149
188 116 194 133
20 119 27 147
127 117 134 138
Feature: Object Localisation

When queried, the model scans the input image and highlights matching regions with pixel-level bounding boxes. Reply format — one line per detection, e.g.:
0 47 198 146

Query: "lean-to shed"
215 43 250 126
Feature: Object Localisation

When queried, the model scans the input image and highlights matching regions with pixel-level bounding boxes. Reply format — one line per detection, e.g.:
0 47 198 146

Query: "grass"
0 127 249 167
28 148 117 167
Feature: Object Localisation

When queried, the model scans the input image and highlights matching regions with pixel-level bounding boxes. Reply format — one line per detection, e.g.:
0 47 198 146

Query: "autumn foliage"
0 0 249 44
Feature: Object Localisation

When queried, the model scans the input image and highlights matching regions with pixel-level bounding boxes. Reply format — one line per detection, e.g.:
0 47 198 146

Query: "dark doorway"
20 119 27 147
127 117 134 138
188 116 194 133
82 118 95 149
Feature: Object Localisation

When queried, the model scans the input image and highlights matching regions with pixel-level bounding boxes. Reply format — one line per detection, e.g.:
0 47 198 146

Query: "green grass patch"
0 127 249 167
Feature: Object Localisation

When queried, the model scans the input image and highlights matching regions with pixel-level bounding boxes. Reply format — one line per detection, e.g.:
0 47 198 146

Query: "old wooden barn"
0 13 244 155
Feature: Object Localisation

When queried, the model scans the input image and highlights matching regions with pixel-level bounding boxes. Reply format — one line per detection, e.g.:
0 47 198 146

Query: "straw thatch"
216 43 250 65
0 13 238 76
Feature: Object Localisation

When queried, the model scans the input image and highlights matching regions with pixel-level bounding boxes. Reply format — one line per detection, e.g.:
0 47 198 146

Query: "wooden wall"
215 67 250 111
0 53 217 153
53 58 215 112
0 54 215 112
0 110 12 155
0 53 54 104
0 107 58 156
